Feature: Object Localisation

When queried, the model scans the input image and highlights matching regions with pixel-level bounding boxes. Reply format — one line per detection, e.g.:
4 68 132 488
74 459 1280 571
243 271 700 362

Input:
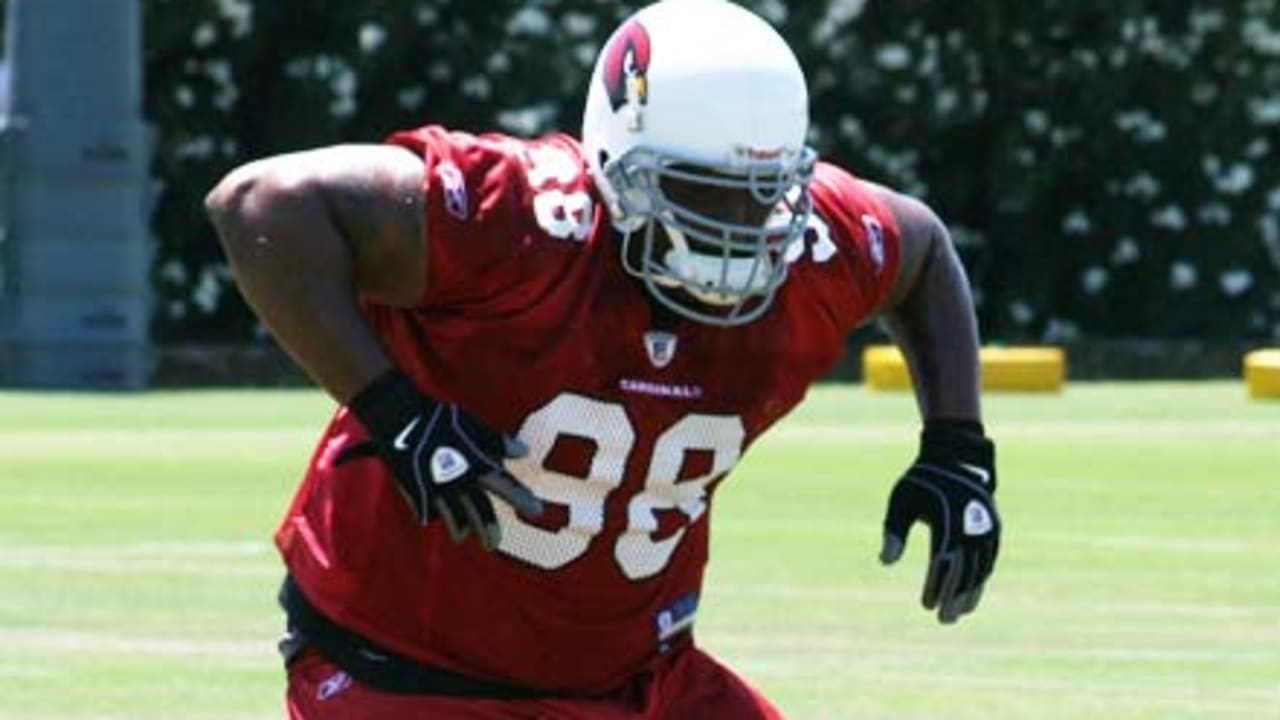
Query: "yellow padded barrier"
1244 349 1280 399
982 346 1067 392
862 345 913 391
862 345 1066 393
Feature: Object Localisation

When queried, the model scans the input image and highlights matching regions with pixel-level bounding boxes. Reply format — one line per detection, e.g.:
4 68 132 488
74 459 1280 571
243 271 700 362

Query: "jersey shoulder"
384 125 607 309
781 161 904 329
809 161 901 265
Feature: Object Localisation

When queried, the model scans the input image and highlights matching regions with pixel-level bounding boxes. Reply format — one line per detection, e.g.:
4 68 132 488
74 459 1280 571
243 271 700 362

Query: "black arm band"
923 418 985 438
920 418 993 469
348 369 430 441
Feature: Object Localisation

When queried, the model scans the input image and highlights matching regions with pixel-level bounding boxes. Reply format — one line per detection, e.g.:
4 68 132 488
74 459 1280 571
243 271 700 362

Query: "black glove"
880 418 1000 624
347 369 543 551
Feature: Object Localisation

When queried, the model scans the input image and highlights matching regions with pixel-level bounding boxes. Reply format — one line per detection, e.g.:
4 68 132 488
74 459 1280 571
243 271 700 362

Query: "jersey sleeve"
803 162 903 332
384 125 596 313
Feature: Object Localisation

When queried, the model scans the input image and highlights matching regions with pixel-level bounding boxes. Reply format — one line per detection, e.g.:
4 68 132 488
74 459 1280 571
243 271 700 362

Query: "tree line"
142 0 1280 343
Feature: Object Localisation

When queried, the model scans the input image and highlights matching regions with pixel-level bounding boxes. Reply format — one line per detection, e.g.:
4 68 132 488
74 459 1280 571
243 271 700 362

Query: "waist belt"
278 575 560 700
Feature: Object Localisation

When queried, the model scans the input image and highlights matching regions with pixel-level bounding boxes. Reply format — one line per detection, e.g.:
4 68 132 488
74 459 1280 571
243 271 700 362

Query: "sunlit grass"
1 383 1276 719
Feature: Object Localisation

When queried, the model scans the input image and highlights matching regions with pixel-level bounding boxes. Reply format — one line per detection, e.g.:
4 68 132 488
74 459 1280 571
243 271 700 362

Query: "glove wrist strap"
923 417 984 438
349 369 434 442
919 418 994 480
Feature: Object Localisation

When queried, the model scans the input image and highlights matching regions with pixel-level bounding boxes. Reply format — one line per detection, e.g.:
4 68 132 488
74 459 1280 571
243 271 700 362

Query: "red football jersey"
275 125 902 694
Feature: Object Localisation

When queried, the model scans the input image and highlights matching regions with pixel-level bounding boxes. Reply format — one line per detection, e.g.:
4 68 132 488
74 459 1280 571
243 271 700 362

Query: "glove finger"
921 549 946 609
880 531 906 565
503 435 529 459
882 481 919 540
974 537 997 588
881 480 932 564
958 546 983 598
459 490 501 552
959 581 986 615
940 548 981 623
990 525 1002 567
941 593 968 624
452 411 507 464
922 548 960 611
955 539 997 617
934 552 966 622
479 471 545 517
434 495 470 543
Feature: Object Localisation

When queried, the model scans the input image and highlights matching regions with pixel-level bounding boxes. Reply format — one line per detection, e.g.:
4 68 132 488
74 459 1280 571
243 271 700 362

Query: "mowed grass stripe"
0 429 320 458
1 383 1277 719
0 627 265 660
766 418 1278 441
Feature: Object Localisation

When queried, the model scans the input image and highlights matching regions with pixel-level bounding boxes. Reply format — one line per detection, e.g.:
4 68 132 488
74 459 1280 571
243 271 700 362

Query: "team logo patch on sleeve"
861 214 886 274
436 161 469 221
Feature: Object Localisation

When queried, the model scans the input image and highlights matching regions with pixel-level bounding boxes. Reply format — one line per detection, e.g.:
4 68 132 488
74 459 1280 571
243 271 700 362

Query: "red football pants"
286 646 785 719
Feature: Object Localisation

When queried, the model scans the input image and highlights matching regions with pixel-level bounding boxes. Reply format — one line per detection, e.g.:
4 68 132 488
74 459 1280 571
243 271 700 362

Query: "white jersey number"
525 144 593 241
494 394 744 580
784 211 837 264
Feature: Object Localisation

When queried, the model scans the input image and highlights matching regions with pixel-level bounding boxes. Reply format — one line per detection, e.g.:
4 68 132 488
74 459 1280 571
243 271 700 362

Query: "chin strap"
655 225 773 306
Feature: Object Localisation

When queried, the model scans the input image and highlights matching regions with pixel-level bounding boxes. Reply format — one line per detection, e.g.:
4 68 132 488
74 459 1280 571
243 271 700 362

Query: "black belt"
278 575 561 700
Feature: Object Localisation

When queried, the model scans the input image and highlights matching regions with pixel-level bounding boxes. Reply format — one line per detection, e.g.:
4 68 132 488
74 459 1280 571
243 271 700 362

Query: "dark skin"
205 145 420 401
205 144 981 423
872 184 983 423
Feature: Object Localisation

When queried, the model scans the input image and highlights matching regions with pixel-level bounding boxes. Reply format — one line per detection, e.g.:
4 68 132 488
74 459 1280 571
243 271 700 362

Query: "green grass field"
1 383 1277 719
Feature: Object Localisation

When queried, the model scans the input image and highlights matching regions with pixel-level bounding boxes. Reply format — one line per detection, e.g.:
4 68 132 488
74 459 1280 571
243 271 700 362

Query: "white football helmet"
582 0 817 326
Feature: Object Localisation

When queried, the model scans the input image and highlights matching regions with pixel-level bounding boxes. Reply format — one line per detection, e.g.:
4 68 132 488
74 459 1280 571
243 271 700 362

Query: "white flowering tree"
144 0 638 340
128 0 1280 342
801 0 1280 341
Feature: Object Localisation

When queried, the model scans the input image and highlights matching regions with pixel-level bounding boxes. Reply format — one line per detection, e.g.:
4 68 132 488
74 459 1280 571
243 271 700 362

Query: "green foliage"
807 1 1280 340
142 0 1280 341
145 0 638 340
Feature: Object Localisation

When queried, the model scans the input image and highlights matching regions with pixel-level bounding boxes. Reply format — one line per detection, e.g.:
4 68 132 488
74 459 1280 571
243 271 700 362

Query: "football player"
205 0 1001 717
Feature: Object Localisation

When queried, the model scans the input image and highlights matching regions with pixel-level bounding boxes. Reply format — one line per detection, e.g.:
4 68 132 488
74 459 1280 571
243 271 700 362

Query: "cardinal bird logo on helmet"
603 20 651 113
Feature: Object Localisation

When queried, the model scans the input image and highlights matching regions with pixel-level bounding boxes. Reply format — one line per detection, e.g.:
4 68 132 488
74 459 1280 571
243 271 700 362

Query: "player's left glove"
880 419 1000 624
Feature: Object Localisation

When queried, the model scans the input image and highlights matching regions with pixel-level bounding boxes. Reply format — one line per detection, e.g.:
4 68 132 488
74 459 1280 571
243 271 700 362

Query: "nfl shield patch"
643 331 678 369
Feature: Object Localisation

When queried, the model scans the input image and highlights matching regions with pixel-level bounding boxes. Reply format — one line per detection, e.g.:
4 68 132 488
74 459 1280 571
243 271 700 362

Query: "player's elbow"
205 161 267 241
207 158 288 220
205 159 315 252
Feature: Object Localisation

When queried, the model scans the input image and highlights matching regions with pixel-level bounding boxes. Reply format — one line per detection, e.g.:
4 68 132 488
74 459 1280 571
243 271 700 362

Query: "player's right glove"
347 369 543 551
880 419 1000 624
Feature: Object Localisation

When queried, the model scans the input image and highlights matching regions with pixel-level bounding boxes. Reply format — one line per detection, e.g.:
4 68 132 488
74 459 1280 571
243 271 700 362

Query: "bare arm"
204 144 427 402
871 184 982 423
868 184 999 624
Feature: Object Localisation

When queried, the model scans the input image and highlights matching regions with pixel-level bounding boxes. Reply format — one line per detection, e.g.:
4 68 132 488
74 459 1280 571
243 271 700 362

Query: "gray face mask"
605 146 818 326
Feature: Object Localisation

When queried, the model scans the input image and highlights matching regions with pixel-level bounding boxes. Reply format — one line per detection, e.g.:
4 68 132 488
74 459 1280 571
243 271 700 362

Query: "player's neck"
643 289 686 333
